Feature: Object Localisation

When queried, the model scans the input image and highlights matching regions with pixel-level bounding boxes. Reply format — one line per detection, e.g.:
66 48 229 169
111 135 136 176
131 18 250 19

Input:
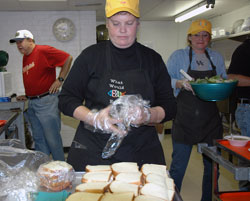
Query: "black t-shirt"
59 40 176 122
228 39 250 99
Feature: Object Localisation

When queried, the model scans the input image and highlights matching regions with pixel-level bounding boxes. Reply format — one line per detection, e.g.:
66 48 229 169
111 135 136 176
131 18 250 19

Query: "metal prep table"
0 101 26 147
198 141 250 201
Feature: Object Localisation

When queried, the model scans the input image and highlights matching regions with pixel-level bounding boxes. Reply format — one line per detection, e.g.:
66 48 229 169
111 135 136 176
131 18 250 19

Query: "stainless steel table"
0 101 25 146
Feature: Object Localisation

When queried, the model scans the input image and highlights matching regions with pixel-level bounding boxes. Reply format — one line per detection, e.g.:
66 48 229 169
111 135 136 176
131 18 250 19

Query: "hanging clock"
53 18 76 42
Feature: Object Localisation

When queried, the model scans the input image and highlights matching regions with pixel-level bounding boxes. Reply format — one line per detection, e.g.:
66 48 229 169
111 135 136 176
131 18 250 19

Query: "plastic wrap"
102 95 151 159
0 139 50 201
36 161 75 192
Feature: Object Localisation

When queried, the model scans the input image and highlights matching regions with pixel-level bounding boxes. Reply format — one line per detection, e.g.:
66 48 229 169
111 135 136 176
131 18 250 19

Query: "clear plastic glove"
85 107 125 135
127 105 151 127
177 79 194 94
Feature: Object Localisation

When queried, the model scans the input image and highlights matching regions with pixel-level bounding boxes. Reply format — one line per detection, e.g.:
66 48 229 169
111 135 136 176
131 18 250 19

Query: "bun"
115 172 142 185
111 162 139 176
75 182 109 193
100 192 134 201
86 165 111 172
81 171 112 183
37 161 75 191
109 180 139 196
66 192 103 201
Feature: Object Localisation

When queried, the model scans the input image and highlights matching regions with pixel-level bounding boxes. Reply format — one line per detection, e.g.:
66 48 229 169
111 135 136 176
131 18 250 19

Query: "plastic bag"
102 95 150 159
0 139 50 201
36 161 75 192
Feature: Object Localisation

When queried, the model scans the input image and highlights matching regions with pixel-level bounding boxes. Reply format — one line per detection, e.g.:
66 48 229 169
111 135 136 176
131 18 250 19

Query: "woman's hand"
176 79 194 93
86 106 126 135
127 106 151 127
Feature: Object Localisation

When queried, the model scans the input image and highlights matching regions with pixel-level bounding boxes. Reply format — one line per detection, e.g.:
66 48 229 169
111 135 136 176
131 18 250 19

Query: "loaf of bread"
100 192 134 201
115 172 142 185
109 180 139 196
81 171 112 183
75 182 109 193
85 165 111 172
111 162 139 176
66 192 103 201
37 161 75 191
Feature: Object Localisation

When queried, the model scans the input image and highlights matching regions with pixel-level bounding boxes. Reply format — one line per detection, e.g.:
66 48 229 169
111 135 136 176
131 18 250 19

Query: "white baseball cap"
9 30 34 43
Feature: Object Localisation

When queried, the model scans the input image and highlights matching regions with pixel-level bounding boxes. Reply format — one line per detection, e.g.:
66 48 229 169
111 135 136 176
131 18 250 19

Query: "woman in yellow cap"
58 0 176 171
167 19 227 201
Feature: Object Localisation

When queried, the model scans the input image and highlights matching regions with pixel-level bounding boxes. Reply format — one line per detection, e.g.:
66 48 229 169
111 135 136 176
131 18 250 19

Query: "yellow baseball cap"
187 19 212 35
105 0 140 18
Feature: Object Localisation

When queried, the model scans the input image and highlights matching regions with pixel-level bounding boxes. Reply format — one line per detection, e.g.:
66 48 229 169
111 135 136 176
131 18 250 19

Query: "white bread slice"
100 192 134 201
115 172 142 185
135 195 166 201
111 162 139 176
109 180 139 196
140 183 174 201
65 192 103 201
165 177 175 191
141 164 167 177
75 182 109 193
81 171 112 183
85 165 111 172
146 173 175 190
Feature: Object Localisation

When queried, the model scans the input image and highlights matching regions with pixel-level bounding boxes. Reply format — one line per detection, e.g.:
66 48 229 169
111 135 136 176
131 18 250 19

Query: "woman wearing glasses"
166 19 227 201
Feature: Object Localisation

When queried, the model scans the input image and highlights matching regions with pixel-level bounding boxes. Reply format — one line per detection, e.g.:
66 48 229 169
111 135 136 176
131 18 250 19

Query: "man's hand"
16 95 27 101
49 79 62 93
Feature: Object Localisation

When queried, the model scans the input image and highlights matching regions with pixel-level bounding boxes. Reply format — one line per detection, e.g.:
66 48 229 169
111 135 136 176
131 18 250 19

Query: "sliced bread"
134 195 166 201
109 180 139 196
115 172 142 185
85 165 111 172
75 182 109 193
141 164 167 177
111 162 139 176
81 171 112 183
145 173 175 190
65 192 103 201
100 192 134 201
140 183 174 201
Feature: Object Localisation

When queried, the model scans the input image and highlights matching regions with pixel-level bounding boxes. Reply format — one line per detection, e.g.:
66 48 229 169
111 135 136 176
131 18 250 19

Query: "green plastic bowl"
190 80 238 101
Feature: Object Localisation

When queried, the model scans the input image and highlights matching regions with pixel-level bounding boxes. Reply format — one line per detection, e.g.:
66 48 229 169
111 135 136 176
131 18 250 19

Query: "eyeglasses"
192 33 210 39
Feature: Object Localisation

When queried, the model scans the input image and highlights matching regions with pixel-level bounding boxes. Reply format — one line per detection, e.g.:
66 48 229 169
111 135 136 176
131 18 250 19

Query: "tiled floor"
161 134 239 201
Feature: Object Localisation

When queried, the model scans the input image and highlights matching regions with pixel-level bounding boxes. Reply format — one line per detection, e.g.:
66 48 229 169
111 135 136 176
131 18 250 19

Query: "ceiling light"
175 1 215 23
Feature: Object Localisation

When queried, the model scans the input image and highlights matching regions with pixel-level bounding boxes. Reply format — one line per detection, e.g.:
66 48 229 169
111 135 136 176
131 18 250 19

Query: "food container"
190 80 238 101
224 135 250 147
0 97 11 102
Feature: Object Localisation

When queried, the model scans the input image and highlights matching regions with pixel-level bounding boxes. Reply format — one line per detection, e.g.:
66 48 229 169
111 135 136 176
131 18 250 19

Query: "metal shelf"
212 30 250 42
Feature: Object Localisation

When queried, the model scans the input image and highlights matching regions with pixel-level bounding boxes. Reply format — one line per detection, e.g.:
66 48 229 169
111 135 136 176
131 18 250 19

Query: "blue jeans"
170 140 214 201
235 103 250 191
26 93 65 161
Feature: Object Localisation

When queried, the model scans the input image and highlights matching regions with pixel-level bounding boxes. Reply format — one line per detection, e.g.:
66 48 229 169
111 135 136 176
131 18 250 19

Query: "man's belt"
26 92 50 100
238 98 250 104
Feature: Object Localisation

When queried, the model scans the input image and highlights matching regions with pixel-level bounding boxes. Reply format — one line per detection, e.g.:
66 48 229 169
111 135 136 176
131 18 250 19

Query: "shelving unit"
212 30 250 42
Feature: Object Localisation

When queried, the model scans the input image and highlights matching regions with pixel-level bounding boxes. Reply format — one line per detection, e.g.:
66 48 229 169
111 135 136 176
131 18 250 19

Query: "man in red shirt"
10 30 72 160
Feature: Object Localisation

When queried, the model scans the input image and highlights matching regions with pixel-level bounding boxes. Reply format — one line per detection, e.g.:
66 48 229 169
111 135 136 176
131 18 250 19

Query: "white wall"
0 11 96 95
210 4 250 67
0 11 96 147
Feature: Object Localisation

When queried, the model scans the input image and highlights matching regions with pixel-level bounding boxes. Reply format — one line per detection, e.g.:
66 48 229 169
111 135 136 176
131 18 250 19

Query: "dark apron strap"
188 47 216 71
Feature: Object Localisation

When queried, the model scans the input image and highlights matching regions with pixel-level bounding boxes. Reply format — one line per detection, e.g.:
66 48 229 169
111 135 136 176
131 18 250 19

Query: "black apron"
172 47 223 145
67 41 165 171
